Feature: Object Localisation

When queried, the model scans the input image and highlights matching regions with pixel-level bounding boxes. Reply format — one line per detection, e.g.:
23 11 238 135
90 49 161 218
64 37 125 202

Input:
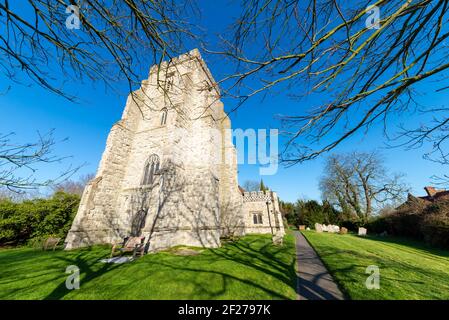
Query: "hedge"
0 191 80 246
366 200 449 249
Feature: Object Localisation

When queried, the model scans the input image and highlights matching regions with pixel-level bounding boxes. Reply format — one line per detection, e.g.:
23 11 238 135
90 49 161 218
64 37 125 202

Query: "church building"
65 49 285 251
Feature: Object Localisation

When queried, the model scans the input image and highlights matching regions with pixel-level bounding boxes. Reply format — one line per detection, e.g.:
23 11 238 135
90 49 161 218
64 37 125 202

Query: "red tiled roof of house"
419 186 449 202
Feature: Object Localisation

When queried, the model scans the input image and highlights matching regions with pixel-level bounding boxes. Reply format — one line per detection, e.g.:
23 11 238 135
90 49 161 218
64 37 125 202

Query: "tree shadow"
43 250 123 300
155 259 291 299
148 237 297 299
298 272 343 300
311 244 449 295
210 239 296 287
206 236 297 298
361 235 449 259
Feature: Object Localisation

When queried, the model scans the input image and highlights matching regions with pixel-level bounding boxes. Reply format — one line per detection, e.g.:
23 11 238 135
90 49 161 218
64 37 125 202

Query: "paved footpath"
294 231 345 300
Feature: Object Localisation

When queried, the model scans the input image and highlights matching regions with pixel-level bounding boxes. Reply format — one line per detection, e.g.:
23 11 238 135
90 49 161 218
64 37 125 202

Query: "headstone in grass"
315 223 323 233
299 225 306 230
358 227 367 236
340 227 348 235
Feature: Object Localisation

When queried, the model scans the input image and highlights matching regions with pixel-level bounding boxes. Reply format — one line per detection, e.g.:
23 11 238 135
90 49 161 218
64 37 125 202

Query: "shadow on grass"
312 245 448 291
0 235 297 300
36 235 297 300
300 232 449 299
149 235 297 299
211 239 296 285
43 250 124 300
360 234 449 259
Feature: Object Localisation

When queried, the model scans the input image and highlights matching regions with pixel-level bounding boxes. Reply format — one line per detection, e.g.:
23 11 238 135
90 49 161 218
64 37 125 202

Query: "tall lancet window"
142 154 160 185
160 108 168 126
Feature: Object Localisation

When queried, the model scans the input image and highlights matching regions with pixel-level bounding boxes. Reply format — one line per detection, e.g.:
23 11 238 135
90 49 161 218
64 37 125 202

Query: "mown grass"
0 234 297 300
302 231 449 300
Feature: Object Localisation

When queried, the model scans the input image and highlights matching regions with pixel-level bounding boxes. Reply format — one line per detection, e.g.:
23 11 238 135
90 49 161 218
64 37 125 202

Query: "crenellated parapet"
243 191 272 203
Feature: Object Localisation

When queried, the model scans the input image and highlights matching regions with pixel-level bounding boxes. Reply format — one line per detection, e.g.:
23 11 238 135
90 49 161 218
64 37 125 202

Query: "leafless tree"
52 173 94 195
0 130 79 192
242 179 259 192
0 187 42 201
320 151 409 222
4 1 449 171
430 173 449 188
0 0 197 100
0 1 199 191
209 0 449 165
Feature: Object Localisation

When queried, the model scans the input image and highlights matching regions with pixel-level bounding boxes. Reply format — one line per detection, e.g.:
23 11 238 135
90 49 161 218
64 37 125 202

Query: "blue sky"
0 1 447 202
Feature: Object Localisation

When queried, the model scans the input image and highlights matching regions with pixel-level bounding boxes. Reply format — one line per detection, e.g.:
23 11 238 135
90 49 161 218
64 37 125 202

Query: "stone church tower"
65 49 284 251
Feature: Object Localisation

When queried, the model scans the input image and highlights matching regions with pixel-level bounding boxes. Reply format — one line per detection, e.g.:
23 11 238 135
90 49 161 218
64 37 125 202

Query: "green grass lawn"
0 234 297 300
302 231 449 300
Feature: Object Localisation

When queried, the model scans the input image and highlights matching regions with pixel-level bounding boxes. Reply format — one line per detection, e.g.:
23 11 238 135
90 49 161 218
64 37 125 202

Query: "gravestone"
358 227 367 236
315 223 323 233
340 227 348 235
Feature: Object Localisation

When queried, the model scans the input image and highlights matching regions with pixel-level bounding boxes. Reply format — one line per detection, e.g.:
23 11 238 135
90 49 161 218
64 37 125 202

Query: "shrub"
0 191 80 246
294 200 342 228
340 219 364 232
366 198 449 249
421 204 449 248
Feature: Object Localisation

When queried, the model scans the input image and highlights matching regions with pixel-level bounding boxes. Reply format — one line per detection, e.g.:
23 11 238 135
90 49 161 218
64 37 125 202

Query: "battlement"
147 48 220 96
243 191 273 203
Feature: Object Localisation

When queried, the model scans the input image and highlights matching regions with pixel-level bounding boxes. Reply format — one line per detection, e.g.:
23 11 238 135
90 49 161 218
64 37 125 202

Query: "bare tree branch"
209 0 449 165
320 151 409 221
0 130 81 192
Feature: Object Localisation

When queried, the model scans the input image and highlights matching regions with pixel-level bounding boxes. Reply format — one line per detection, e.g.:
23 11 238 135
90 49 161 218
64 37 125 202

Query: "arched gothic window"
142 154 160 185
160 108 168 126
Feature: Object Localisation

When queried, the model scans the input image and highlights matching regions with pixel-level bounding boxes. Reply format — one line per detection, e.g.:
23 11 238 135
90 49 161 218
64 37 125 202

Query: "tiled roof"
416 186 449 202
